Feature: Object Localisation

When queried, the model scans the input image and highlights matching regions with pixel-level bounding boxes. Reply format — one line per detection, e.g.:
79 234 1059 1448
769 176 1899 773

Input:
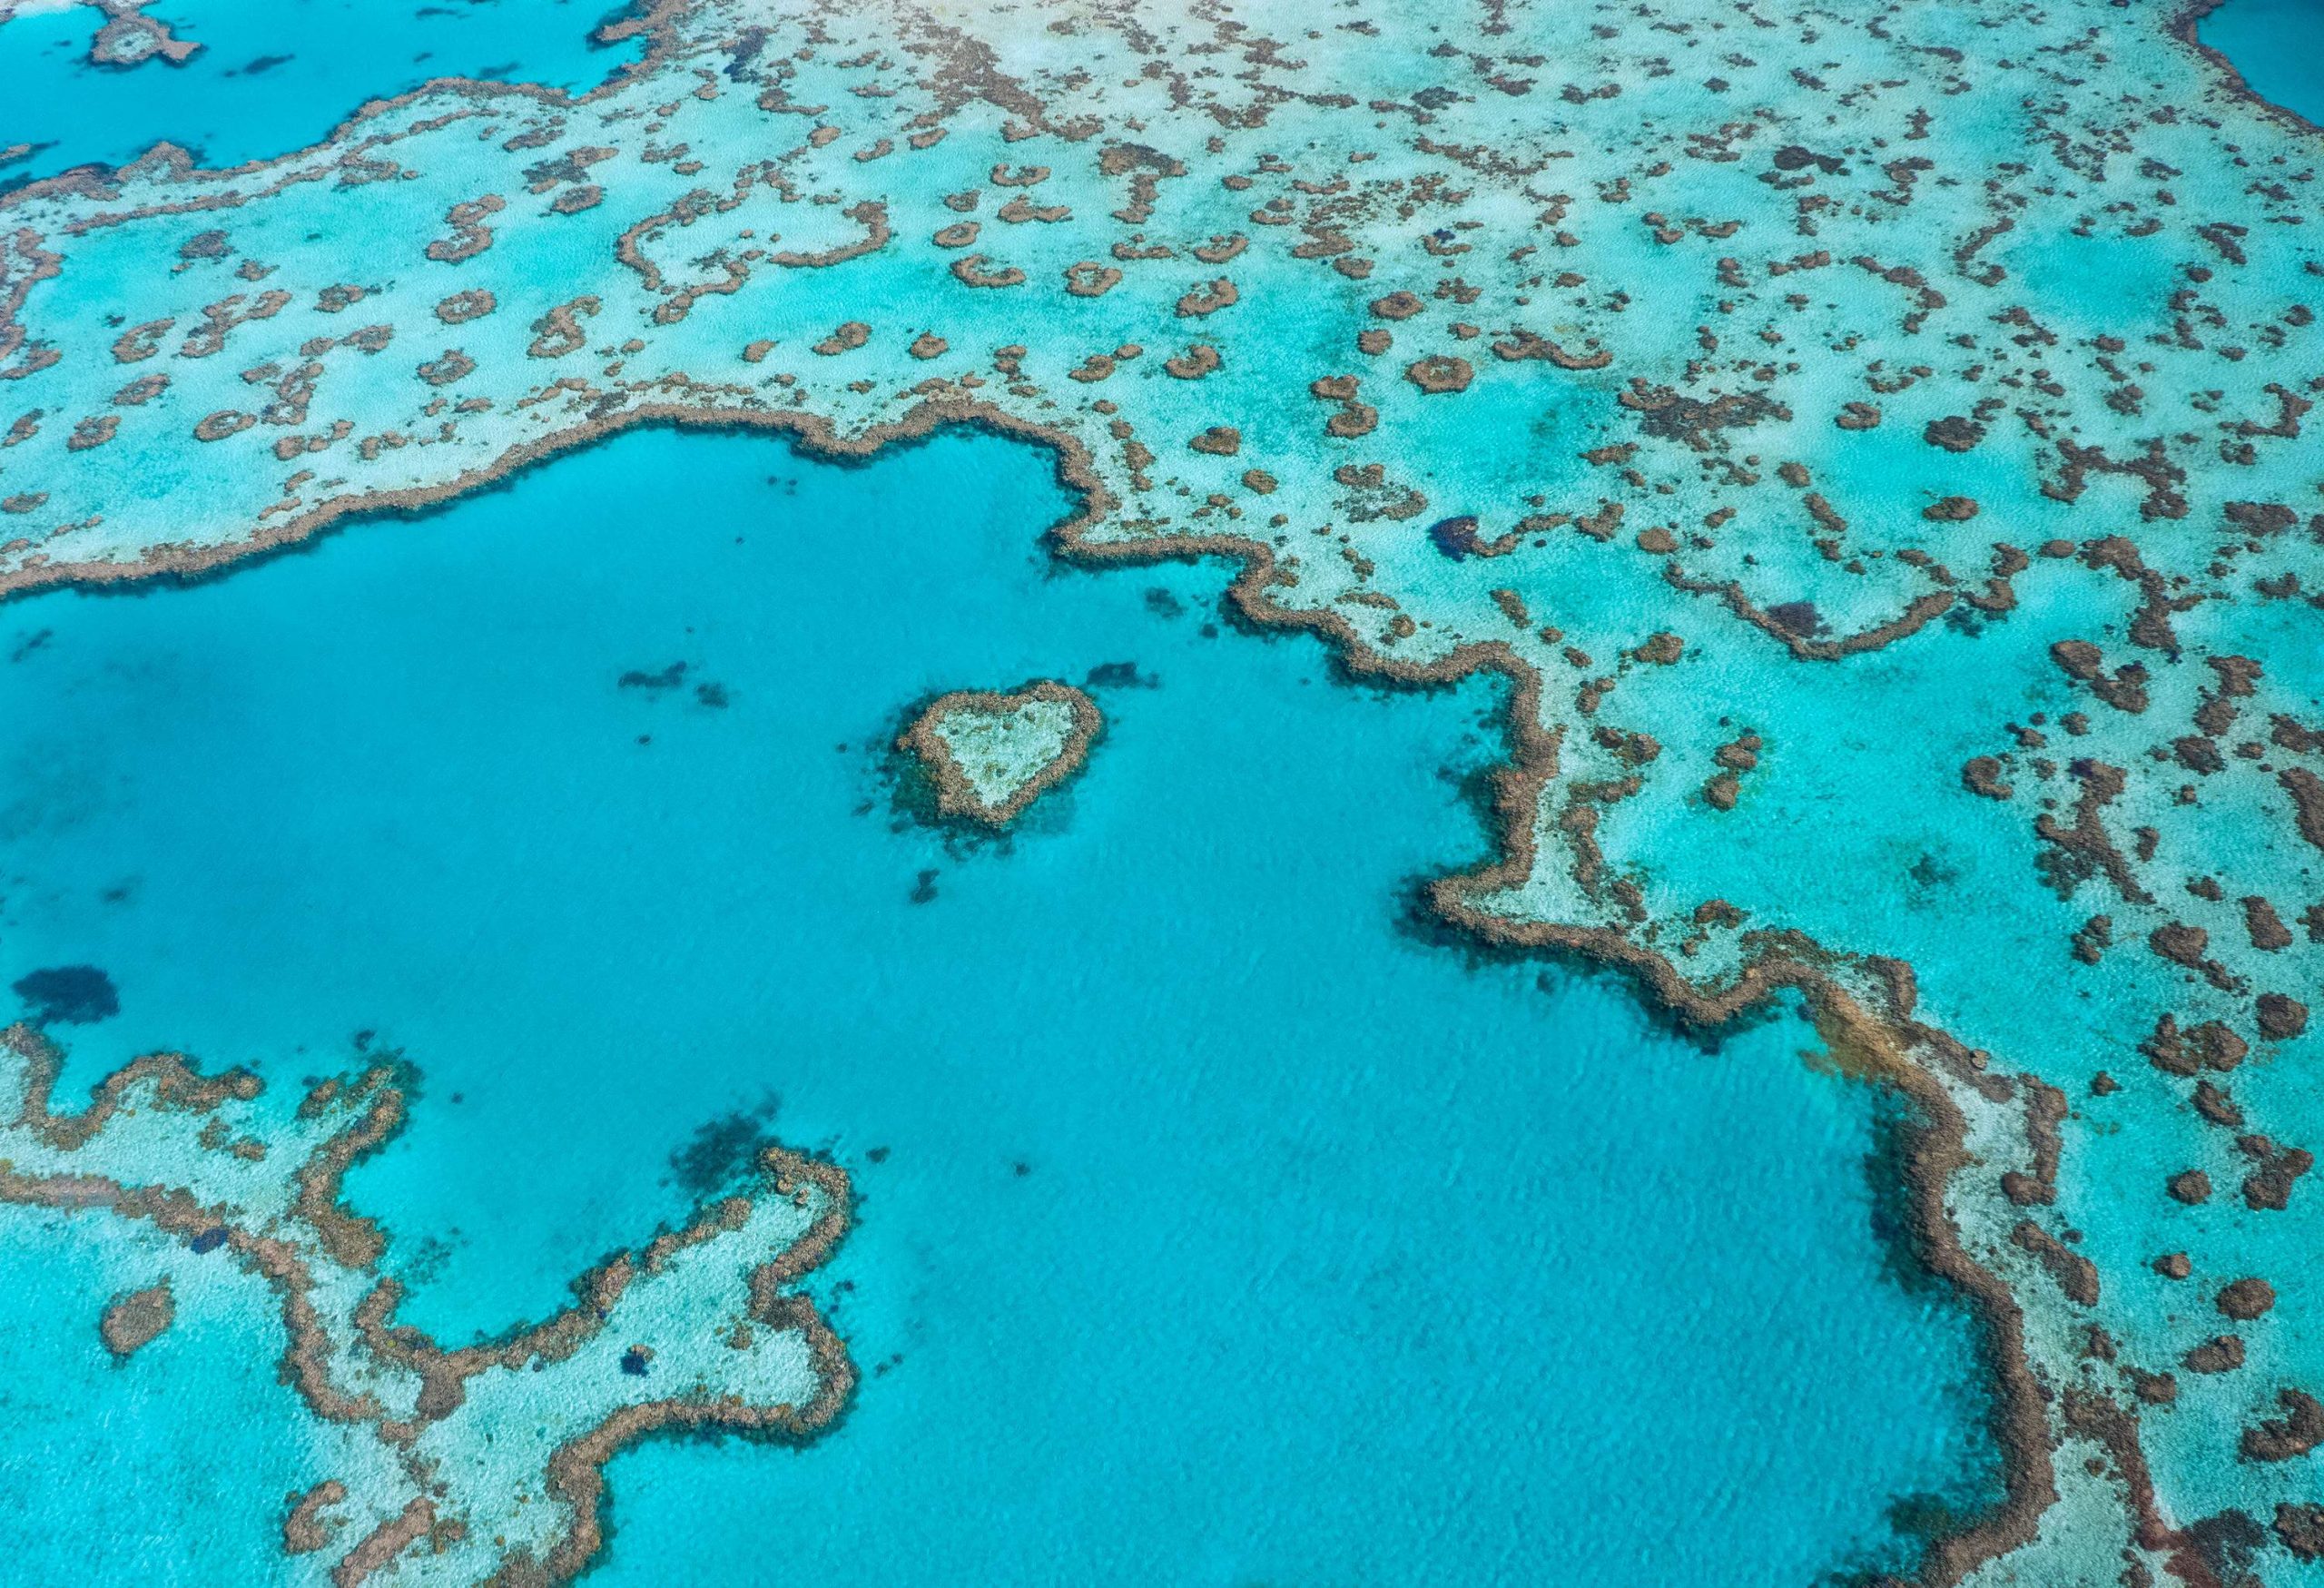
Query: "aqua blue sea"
0 1209 312 1580
0 0 636 190
0 426 1998 1583
2202 0 2324 123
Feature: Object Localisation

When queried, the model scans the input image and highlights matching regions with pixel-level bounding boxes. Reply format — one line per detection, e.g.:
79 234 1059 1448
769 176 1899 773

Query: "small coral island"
899 681 1101 829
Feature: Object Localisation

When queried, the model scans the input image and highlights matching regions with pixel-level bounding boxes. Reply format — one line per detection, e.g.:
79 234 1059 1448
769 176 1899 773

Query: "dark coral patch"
12 965 119 1026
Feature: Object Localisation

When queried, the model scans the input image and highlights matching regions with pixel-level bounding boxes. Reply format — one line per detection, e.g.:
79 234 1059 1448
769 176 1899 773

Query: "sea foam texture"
1 0 2321 1578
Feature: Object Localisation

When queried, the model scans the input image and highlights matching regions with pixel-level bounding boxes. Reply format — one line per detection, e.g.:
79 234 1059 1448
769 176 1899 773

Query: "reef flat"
0 1019 852 1585
1 0 2321 1578
899 679 1099 826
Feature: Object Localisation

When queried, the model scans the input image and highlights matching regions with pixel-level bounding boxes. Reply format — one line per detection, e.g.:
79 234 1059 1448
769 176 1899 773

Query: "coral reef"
0 0 2319 1574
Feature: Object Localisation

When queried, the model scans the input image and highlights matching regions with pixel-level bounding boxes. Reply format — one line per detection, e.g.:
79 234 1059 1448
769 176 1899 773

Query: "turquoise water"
0 1209 321 1579
0 0 637 189
0 426 1997 1583
2201 0 2324 122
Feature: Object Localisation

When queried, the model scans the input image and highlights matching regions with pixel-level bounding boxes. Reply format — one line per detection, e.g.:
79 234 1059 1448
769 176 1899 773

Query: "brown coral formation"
1063 261 1122 297
1164 344 1220 380
282 1480 349 1556
1492 330 1611 370
2242 1391 2324 1463
1404 355 1473 394
2050 640 2150 715
2185 1336 2246 1375
527 297 599 360
1703 731 1761 810
193 409 255 442
812 321 871 356
2012 1222 2100 1307
2219 1278 2278 1321
1963 756 2014 801
950 255 1024 289
98 1280 173 1358
416 350 476 388
1923 415 1985 454
2258 993 2309 1041
1175 278 1237 317
432 290 497 326
2168 1169 2213 1205
423 196 505 265
899 680 1103 829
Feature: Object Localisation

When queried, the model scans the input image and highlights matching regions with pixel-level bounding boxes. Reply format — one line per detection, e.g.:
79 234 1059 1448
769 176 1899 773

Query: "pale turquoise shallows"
0 426 1996 1583
0 1210 315 1583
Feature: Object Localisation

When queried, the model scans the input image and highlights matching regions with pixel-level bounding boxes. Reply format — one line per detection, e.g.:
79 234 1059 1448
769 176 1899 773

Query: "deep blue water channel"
0 426 1997 1583
2201 0 2324 125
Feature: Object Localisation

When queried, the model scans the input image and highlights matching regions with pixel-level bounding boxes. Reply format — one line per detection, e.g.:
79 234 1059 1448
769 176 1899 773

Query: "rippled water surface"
0 426 2000 1583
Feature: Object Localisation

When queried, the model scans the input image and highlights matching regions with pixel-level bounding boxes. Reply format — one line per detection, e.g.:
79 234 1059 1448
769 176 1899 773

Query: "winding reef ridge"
1 0 2323 1579
0 1021 852 1585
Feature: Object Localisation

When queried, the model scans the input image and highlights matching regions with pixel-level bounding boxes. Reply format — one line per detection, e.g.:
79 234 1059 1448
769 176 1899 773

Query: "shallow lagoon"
0 426 1996 1582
